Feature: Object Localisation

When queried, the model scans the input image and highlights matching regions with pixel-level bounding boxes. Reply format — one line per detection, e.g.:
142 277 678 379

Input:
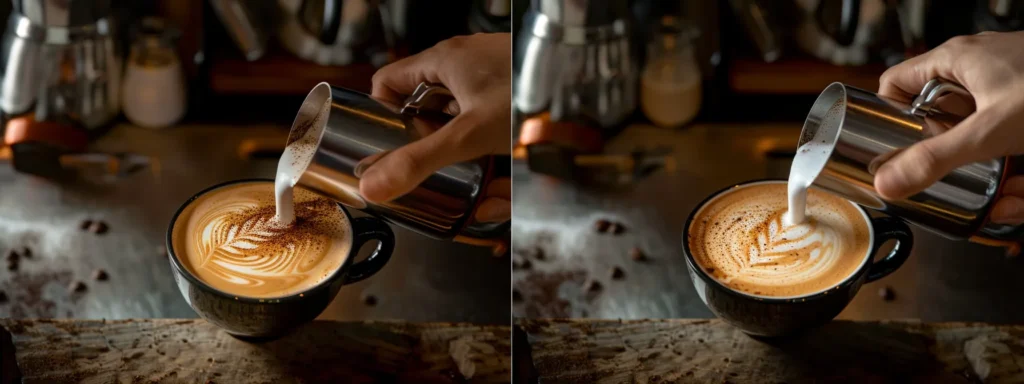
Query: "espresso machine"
514 0 681 185
0 0 123 177
514 0 637 134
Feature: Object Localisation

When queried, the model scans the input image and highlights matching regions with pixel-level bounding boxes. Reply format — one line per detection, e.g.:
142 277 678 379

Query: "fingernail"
354 151 389 178
874 165 908 200
358 169 389 203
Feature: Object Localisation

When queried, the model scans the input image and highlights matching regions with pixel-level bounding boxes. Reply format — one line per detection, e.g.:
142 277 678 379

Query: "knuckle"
388 150 422 180
436 35 467 51
911 141 943 176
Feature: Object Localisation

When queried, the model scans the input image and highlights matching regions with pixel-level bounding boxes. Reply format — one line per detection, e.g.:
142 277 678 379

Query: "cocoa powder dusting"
515 270 587 318
2 271 73 318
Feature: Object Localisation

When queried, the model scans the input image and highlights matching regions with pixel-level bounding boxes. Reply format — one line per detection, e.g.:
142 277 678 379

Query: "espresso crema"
172 181 351 298
688 183 870 297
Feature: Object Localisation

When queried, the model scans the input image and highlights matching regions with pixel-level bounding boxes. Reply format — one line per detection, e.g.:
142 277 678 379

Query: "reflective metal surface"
806 81 1010 241
0 124 509 324
209 0 269 61
513 124 1024 323
14 0 111 27
0 11 121 130
532 0 630 27
293 83 508 245
277 0 390 67
513 0 636 130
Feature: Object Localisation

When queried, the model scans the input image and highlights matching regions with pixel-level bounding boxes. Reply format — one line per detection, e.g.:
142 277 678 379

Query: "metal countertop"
0 124 509 324
512 123 1024 322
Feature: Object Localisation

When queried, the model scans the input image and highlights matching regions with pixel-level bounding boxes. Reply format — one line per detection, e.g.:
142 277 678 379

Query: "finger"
370 51 444 105
878 37 971 102
486 177 511 201
359 112 489 203
990 196 1024 224
475 197 510 223
878 49 936 102
874 111 991 200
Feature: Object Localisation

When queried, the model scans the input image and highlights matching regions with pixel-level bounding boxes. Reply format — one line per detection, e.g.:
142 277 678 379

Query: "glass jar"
640 16 702 128
122 17 186 129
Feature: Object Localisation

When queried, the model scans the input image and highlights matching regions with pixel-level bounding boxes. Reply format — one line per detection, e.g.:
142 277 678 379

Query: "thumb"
358 112 488 203
874 112 988 200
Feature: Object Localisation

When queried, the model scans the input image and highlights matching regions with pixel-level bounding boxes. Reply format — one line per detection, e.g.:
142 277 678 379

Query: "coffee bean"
5 250 19 263
630 247 646 262
92 269 109 281
606 222 622 234
89 221 109 235
512 257 532 270
0 290 7 303
594 219 611 233
68 281 87 293
610 266 625 280
6 261 17 271
879 286 895 301
532 248 546 261
512 289 523 302
583 280 602 292
362 294 377 306
80 220 93 230
20 247 31 258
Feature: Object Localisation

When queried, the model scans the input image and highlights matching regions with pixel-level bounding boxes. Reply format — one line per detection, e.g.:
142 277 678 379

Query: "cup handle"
343 217 395 285
866 217 914 282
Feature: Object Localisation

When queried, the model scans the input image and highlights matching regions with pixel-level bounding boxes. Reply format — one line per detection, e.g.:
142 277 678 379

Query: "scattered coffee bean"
610 266 625 280
512 289 523 302
630 247 646 262
89 221 109 235
532 248 546 261
594 219 611 233
512 257 532 270
5 250 18 263
80 219 93 230
92 269 109 281
362 294 377 306
0 290 7 303
610 222 625 235
583 280 602 292
68 281 87 293
879 286 895 301
20 247 31 258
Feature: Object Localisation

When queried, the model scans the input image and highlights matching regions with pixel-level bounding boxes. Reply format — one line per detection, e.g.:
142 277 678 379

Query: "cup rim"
682 179 876 304
166 178 356 304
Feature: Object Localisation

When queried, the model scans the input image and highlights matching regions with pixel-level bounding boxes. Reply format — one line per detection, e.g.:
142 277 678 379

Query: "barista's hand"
875 31 1024 224
362 33 511 222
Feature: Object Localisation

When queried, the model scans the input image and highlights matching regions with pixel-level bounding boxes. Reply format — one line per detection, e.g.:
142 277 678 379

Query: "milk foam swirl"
689 183 870 297
174 182 351 298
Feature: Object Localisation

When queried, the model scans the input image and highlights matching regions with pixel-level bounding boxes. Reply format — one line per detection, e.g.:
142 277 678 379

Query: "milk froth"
689 183 870 297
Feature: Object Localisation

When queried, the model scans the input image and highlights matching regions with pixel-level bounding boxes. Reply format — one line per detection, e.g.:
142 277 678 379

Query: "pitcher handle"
909 78 972 117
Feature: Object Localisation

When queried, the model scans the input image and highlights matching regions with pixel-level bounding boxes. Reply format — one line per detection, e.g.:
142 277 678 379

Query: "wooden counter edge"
514 318 1024 384
1 319 512 384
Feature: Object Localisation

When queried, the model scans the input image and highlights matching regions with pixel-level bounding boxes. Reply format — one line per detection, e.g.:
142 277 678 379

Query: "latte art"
689 183 870 297
172 182 351 298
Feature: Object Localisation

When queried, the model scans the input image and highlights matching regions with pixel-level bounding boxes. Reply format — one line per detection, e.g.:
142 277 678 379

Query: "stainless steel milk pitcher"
290 82 510 253
802 78 1019 243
